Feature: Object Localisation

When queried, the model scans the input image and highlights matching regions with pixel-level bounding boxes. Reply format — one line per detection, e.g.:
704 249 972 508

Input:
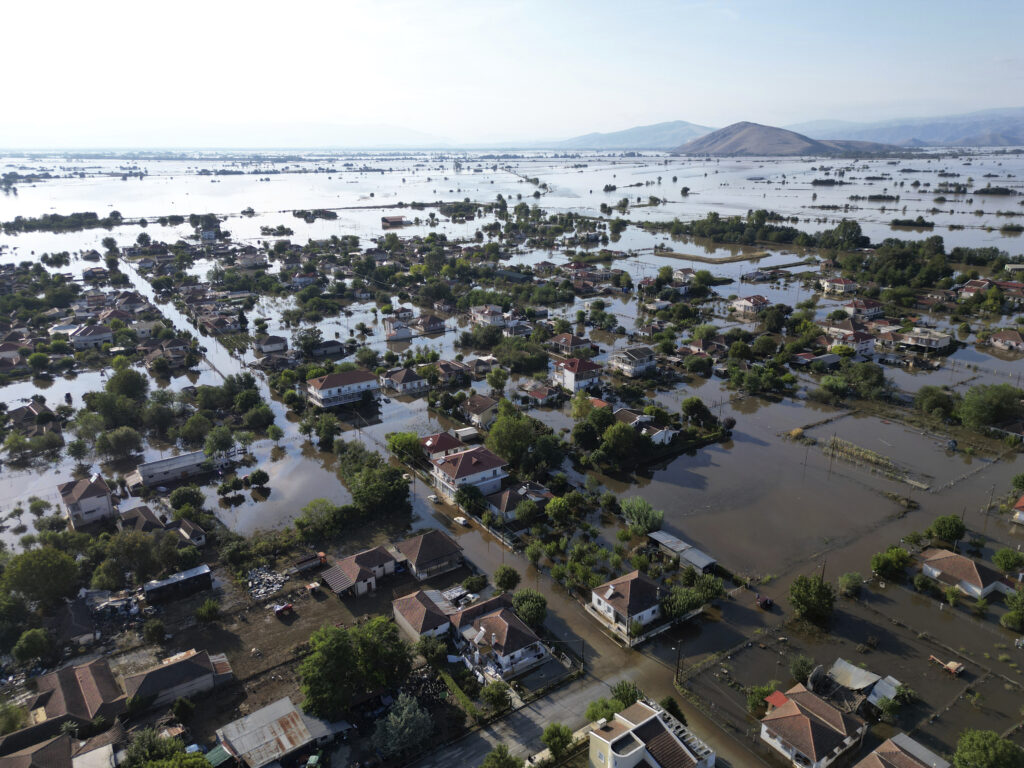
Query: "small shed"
647 531 716 573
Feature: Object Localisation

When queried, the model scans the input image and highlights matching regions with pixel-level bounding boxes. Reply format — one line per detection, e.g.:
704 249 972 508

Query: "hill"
552 120 714 150
673 122 897 156
787 107 1024 147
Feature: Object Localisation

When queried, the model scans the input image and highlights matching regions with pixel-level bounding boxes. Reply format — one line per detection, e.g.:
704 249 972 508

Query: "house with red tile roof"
431 446 508 501
760 684 866 768
919 548 1016 599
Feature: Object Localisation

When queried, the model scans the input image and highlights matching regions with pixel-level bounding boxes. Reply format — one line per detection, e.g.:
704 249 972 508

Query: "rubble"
246 566 286 600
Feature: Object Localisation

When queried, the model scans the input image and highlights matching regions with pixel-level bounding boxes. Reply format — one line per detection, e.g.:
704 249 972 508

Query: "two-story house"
420 432 467 461
590 571 661 641
820 277 859 294
470 304 506 327
730 295 771 316
589 700 715 768
305 369 380 408
548 332 592 356
462 393 500 428
431 446 508 501
760 684 866 768
608 346 656 378
552 357 603 392
69 324 113 350
380 367 429 395
59 475 114 529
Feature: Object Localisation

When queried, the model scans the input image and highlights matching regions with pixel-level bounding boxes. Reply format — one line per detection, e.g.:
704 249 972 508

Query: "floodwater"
1 149 1022 572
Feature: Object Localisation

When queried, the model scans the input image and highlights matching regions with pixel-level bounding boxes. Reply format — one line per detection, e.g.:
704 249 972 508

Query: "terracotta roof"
331 546 395 588
557 357 601 374
632 716 696 768
2 734 72 768
306 369 376 390
57 476 110 505
463 393 499 415
471 608 540 657
550 333 589 348
450 594 513 630
420 432 465 455
26 659 124 725
485 482 553 516
396 530 463 569
119 505 165 532
852 735 949 768
393 591 451 634
921 548 1004 590
761 683 864 763
122 649 216 700
592 570 660 619
385 367 423 384
433 446 506 480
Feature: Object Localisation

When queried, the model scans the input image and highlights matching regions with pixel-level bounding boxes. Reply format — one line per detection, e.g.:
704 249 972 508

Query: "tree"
204 425 235 457
27 352 48 373
480 745 523 768
67 439 90 465
415 635 446 667
249 469 269 488
295 327 323 358
371 693 431 758
142 619 166 644
486 368 508 393
96 426 143 459
958 384 1024 429
837 572 862 597
789 654 815 684
788 575 835 625
952 729 1024 768
620 497 663 534
169 485 204 510
571 389 593 420
871 546 911 580
106 368 149 400
3 548 78 605
386 431 422 462
12 629 52 663
541 723 573 761
992 548 1024 573
0 702 26 736
585 698 624 722
243 404 275 430
545 496 572 528
177 413 212 445
480 680 511 711
267 424 284 443
610 680 641 707
171 697 195 723
931 514 966 543
485 408 535 467
658 696 686 725
494 565 521 592
511 589 547 627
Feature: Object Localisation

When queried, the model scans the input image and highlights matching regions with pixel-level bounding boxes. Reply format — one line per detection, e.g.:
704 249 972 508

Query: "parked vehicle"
454 516 470 527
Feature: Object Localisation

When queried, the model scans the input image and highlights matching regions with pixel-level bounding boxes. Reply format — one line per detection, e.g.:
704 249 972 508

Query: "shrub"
837 572 862 597
789 654 815 684
195 599 220 623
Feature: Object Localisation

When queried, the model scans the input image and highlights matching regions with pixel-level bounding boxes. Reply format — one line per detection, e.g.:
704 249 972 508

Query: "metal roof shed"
216 698 314 768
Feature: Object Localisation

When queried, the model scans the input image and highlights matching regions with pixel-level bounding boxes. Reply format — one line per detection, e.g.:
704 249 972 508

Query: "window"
596 752 605 763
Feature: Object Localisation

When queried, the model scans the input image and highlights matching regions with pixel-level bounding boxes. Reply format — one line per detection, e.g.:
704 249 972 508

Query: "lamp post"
671 645 683 684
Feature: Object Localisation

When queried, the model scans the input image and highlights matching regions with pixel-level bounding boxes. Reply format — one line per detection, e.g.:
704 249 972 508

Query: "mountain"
673 122 897 156
551 120 714 150
787 108 1024 147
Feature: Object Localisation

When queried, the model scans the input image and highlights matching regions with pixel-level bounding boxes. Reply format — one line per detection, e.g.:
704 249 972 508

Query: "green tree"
931 514 966 542
585 698 624 722
486 367 508 393
788 575 835 625
204 425 235 457
96 426 143 459
249 469 269 488
142 619 166 644
177 413 213 445
541 723 573 761
106 368 149 400
570 389 594 420
871 546 911 580
480 745 523 768
958 384 1024 429
620 497 663 534
610 680 641 707
386 431 423 462
3 548 78 605
511 589 547 627
480 680 511 711
837 572 862 597
267 424 284 443
12 628 52 663
27 352 48 373
415 635 447 667
494 565 521 592
171 697 195 723
992 548 1024 573
952 729 1024 768
0 702 26 736
789 654 815 684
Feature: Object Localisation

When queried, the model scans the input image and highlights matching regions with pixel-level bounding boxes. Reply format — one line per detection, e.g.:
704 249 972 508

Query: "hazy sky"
3 0 1022 147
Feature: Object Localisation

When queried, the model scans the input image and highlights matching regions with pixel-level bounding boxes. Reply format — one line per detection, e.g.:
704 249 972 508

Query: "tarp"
827 658 881 691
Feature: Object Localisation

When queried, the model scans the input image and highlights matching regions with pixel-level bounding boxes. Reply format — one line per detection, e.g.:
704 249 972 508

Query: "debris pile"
247 567 286 600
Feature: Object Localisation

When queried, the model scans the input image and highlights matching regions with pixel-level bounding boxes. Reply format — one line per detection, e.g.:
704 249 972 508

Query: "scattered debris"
247 567 286 600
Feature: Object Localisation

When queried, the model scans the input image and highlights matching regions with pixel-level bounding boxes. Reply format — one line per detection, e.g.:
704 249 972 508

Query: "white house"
69 324 113 350
462 393 500 428
608 346 656 378
320 546 396 597
470 304 506 327
901 327 952 350
552 357 602 391
829 331 876 357
431 446 508 501
590 571 661 639
392 591 452 640
844 298 884 320
59 475 114 529
305 369 380 407
919 549 1014 599
820 277 859 295
255 335 288 354
760 684 866 768
383 317 413 341
990 329 1024 352
420 431 467 461
449 595 548 680
380 367 429 395
589 700 715 768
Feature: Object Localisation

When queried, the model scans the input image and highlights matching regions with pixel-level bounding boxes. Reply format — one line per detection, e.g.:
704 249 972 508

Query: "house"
820 277 859 294
383 317 412 341
0 660 125 756
69 325 113 350
900 327 952 351
548 332 591 356
416 314 446 334
960 278 993 299
990 329 1024 351
305 369 380 407
122 649 232 709
395 530 464 581
131 320 162 339
1012 494 1024 526
731 295 771 315
919 548 1015 599
462 392 500 428
760 684 866 768
843 298 884 320
452 598 547 679
59 475 114 529
380 367 429 395
0 341 22 361
590 571 662 639
420 432 467 461
217 697 335 768
1 734 73 768
588 700 715 768
608 346 656 378
392 590 452 640
320 547 396 596
524 385 559 406
852 733 949 768
829 330 876 357
433 359 470 386
432 446 508 501
118 505 166 534
200 315 241 336
552 357 602 392
309 339 345 358
255 335 288 354
129 450 217 487
486 481 553 520
290 273 317 289
647 531 716 573
470 304 505 327
381 216 407 228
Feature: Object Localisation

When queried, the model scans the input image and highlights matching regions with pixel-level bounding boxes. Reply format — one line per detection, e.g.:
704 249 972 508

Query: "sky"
2 0 1022 147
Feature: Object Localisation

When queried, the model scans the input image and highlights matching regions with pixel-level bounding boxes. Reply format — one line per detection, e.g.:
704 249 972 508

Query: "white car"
427 494 440 503
454 516 470 527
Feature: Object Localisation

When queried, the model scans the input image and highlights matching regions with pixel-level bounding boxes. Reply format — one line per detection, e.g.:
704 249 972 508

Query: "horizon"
4 0 1023 148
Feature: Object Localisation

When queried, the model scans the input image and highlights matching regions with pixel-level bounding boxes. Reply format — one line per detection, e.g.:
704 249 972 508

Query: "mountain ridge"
672 121 898 157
